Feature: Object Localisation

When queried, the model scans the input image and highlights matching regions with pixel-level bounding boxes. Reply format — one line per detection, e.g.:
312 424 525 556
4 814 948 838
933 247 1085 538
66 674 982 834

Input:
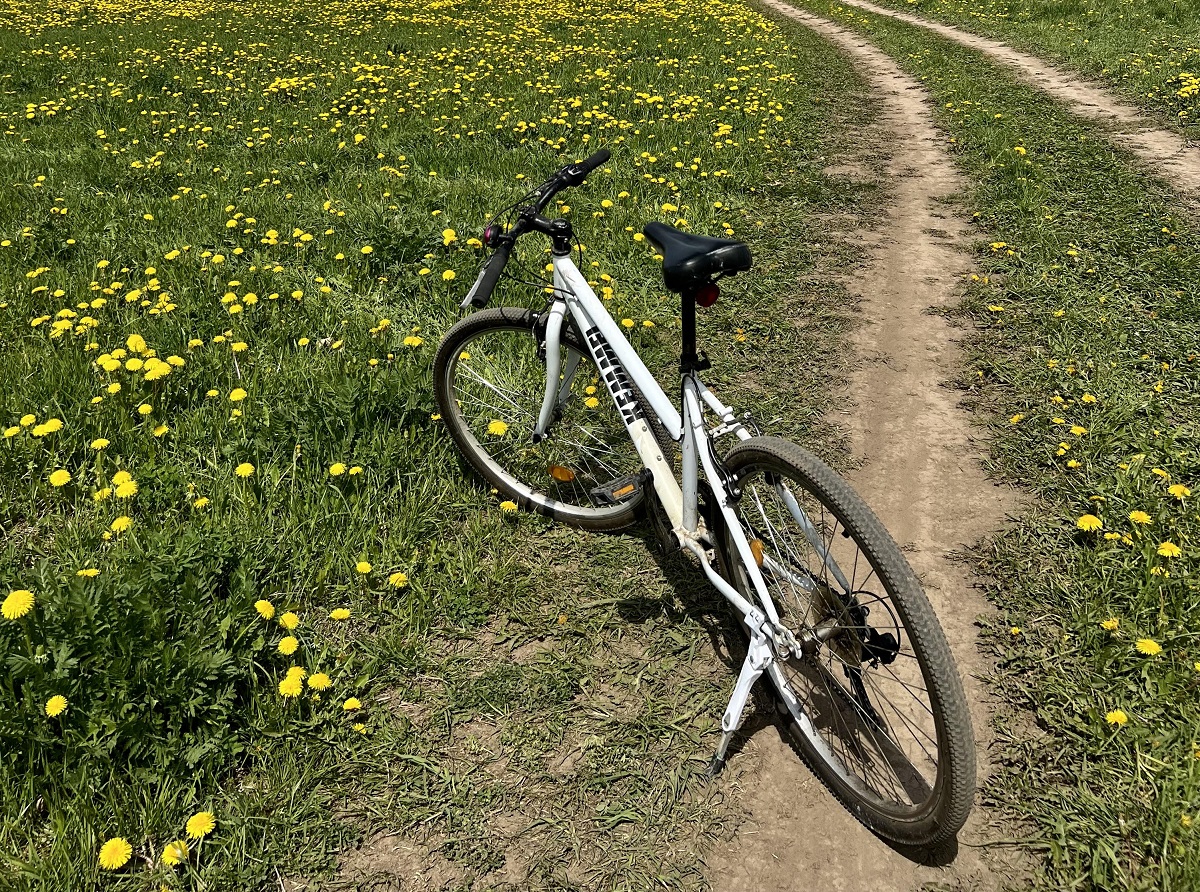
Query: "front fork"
534 301 571 440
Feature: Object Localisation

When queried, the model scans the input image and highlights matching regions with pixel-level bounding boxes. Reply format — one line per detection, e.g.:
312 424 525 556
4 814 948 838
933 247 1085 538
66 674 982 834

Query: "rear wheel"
434 307 672 531
720 436 975 847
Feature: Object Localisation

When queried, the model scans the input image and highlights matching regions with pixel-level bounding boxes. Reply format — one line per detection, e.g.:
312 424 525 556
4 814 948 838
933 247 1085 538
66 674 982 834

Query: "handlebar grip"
460 243 512 310
561 148 610 186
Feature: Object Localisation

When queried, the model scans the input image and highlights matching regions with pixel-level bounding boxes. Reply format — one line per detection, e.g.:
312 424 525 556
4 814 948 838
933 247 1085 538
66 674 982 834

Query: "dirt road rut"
706 2 1018 889
837 0 1200 198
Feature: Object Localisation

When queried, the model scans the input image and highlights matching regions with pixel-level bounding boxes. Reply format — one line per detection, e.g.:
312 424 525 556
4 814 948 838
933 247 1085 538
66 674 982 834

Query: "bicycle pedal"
590 470 649 506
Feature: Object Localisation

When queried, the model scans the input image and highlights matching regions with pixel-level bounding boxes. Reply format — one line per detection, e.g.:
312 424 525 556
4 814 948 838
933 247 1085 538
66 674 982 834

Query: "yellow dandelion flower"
3 589 34 620
330 607 351 620
1105 710 1128 727
90 438 110 450
1135 638 1163 656
185 811 216 839
1168 483 1191 500
279 674 303 697
1101 618 1119 631
442 270 455 281
229 388 247 402
388 571 409 589
255 600 275 620
355 561 372 575
161 839 189 866
234 462 255 478
114 481 138 499
1129 511 1152 524
279 611 299 630
98 837 132 870
1076 514 1102 532
499 500 518 513
342 697 362 711
308 672 332 690
111 516 132 533
487 420 508 436
48 469 71 487
329 462 346 476
277 636 299 655
1158 542 1182 558
76 568 100 578
361 245 373 255
45 695 68 717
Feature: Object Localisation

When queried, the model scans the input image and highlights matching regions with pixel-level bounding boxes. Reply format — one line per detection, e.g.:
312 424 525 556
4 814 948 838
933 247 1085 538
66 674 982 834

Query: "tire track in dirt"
706 3 1020 890
834 0 1200 198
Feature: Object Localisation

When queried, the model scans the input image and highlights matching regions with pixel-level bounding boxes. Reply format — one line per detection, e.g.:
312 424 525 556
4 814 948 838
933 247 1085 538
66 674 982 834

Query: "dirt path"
706 3 1019 890
834 0 1200 198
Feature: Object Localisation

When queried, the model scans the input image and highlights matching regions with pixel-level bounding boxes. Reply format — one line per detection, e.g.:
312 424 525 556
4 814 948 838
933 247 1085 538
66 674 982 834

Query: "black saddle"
643 222 752 293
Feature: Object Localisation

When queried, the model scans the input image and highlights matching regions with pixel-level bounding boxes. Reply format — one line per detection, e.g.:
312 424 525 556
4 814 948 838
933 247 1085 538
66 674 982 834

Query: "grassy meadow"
863 0 1200 137
0 0 880 887
789 0 1200 888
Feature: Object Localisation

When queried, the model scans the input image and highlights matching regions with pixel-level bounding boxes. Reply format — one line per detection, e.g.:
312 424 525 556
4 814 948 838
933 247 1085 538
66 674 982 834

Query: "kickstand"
705 616 773 778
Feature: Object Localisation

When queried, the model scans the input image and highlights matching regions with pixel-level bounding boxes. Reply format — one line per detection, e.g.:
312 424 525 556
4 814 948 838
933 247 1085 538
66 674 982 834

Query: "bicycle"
432 149 976 847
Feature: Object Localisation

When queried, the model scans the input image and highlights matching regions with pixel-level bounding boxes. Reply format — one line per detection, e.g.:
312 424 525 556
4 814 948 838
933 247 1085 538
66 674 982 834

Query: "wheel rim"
734 467 944 819
444 324 648 517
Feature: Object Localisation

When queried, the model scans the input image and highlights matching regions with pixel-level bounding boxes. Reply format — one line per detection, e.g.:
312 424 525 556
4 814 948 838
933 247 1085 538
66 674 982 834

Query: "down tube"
552 256 682 439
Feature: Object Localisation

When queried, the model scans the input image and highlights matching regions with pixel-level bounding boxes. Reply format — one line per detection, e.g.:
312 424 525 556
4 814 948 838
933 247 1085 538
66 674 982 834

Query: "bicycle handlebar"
529 148 610 212
461 242 512 309
459 149 610 310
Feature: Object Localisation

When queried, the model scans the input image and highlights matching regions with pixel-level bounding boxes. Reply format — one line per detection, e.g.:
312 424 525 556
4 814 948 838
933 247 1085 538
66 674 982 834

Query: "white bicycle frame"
534 252 841 770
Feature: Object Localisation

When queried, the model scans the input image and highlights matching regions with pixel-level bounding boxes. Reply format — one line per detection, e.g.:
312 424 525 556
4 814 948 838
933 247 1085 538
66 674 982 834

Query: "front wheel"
720 436 976 848
433 307 672 532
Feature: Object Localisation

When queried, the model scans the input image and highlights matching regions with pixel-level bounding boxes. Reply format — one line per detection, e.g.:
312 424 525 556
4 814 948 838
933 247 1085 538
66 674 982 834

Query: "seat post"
680 289 698 371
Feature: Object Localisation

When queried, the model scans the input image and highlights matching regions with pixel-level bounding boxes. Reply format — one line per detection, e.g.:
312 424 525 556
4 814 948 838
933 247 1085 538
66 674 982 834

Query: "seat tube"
681 376 699 533
534 300 568 439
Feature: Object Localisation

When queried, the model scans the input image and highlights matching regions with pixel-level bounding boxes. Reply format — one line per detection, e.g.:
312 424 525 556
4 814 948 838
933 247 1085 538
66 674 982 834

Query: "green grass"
0 0 881 886
785 0 1200 888
855 0 1200 137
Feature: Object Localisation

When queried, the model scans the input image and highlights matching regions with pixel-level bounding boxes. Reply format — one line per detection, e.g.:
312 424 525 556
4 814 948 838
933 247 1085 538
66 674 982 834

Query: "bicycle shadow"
613 521 962 869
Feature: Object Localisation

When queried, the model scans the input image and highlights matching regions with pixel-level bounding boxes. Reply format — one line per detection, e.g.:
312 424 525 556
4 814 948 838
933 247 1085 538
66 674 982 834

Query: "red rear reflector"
696 283 720 307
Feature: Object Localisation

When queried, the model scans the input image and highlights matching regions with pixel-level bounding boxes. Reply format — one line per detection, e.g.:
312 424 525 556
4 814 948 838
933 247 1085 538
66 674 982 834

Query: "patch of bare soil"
706 2 1023 890
337 833 466 891
837 0 1200 198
